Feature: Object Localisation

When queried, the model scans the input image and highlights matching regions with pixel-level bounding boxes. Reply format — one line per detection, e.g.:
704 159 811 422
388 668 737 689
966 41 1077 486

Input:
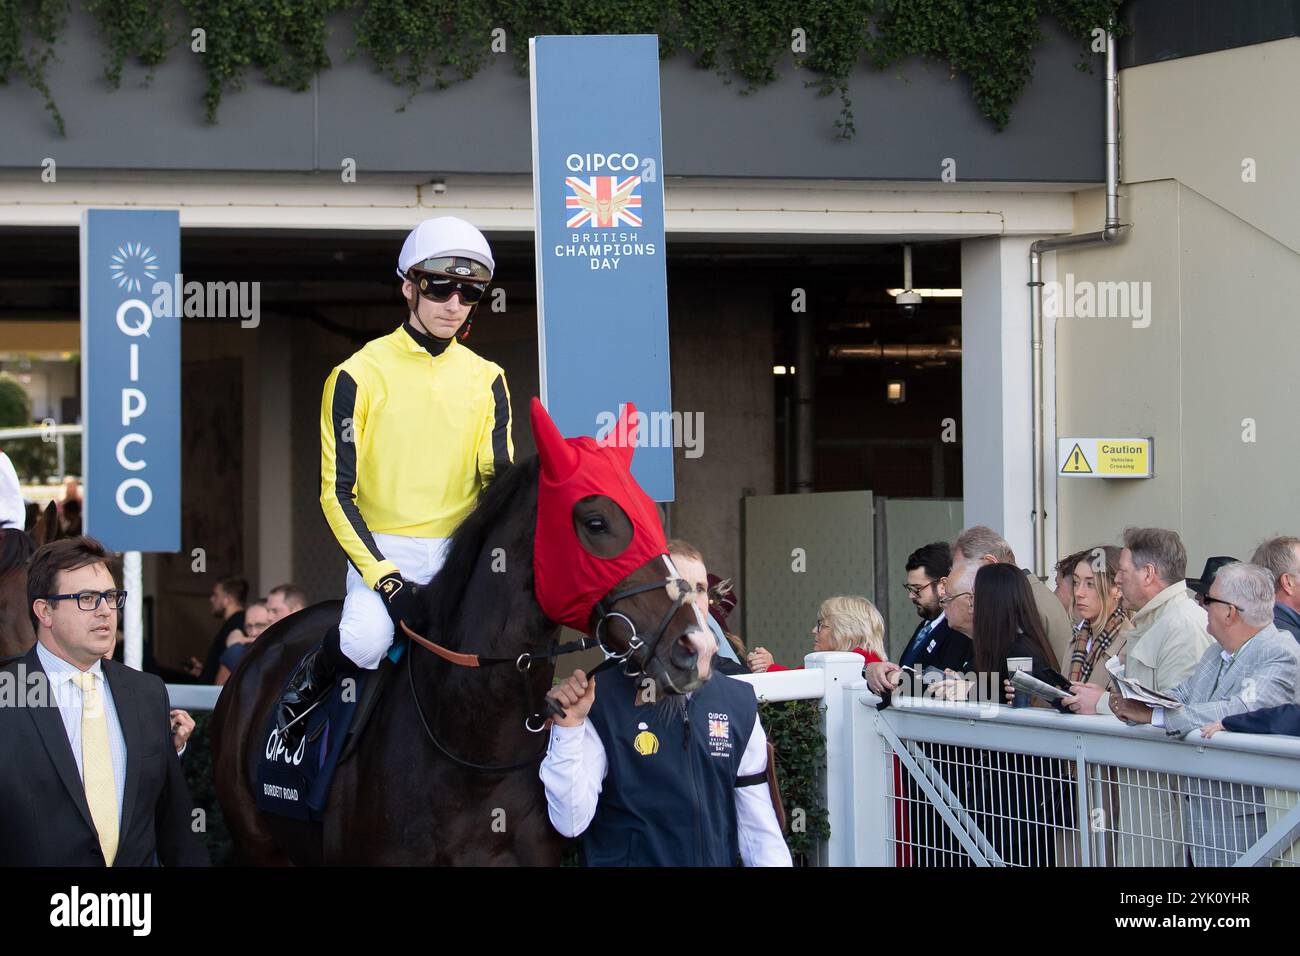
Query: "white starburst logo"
109 242 159 294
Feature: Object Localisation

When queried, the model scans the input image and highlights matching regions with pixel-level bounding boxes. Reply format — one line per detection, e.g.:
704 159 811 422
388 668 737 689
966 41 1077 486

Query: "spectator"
1065 546 1131 687
187 576 248 683
0 535 209 865
865 543 971 698
1250 536 1300 643
1185 555 1239 606
1071 528 1211 866
964 563 1067 866
951 526 1072 672
215 599 271 686
900 542 952 667
666 540 745 674
1112 562 1300 866
931 563 1057 704
706 573 749 665
747 595 885 673
265 583 308 623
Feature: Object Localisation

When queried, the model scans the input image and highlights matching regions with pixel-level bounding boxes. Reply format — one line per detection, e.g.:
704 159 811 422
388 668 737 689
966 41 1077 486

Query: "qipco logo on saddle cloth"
265 726 306 767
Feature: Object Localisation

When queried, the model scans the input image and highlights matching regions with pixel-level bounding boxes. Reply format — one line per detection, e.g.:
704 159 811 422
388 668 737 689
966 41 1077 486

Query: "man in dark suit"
0 535 209 866
866 542 973 700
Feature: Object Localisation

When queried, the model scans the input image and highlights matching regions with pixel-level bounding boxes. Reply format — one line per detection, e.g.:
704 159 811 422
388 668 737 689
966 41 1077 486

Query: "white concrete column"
959 236 1042 567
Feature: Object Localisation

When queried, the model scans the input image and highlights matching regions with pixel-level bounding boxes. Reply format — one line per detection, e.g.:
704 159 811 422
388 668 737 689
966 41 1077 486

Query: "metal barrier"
738 654 1300 868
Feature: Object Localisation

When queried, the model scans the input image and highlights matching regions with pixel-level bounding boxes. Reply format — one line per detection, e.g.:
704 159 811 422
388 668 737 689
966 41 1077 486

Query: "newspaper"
1104 657 1182 708
1010 670 1071 704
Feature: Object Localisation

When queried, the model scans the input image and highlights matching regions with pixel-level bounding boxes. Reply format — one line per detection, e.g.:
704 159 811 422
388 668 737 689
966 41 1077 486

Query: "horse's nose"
671 628 712 679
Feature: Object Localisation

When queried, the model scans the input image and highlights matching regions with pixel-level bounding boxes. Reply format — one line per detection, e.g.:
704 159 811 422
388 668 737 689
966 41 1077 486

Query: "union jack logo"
708 716 729 740
565 175 642 229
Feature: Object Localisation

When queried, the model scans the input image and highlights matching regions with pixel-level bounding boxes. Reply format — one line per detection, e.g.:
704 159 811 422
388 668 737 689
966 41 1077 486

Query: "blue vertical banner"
80 209 181 552
530 34 674 501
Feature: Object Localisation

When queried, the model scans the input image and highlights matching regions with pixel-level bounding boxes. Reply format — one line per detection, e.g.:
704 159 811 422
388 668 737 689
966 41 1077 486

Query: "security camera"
896 289 922 318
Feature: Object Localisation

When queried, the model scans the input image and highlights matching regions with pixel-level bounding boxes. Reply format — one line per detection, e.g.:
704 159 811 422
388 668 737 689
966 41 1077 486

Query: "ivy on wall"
0 0 1125 139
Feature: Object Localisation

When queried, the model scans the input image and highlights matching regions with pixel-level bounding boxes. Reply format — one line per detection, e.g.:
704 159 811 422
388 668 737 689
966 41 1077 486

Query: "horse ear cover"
530 397 668 632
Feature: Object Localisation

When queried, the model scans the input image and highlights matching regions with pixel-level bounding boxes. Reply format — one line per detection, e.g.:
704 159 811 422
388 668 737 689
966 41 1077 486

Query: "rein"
399 561 696 774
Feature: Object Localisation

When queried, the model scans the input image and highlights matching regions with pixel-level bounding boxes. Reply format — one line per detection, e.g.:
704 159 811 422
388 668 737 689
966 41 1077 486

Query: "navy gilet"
581 671 759 866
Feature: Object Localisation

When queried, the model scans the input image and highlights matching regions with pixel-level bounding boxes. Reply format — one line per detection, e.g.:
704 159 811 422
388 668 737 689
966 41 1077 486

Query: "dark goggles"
409 270 489 305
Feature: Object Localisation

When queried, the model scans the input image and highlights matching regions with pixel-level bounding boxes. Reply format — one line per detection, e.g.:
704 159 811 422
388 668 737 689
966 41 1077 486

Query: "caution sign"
1058 438 1153 479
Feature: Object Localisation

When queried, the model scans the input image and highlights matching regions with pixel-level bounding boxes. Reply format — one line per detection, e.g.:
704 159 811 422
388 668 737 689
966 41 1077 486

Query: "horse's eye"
583 516 608 534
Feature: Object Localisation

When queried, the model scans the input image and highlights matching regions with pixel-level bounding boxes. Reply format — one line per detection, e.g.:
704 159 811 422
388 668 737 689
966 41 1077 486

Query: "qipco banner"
79 209 181 552
530 34 674 502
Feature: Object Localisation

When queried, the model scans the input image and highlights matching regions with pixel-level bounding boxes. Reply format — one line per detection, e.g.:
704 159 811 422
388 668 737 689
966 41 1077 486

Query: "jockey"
275 216 513 745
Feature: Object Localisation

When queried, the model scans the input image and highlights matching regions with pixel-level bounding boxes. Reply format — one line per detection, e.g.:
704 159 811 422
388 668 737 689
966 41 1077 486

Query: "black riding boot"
274 627 350 750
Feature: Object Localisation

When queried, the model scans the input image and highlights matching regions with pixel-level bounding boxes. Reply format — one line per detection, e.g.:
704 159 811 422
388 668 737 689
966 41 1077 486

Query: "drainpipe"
1028 28 1127 578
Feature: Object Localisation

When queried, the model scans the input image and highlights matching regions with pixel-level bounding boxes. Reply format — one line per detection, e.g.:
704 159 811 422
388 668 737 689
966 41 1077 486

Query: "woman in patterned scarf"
1067 545 1132 687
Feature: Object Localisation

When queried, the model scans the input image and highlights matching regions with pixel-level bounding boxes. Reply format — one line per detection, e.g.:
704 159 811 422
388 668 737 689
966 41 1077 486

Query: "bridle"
400 555 701 774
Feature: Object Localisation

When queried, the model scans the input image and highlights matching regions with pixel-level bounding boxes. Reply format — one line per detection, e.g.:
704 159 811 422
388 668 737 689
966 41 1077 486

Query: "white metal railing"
735 654 1300 867
849 689 1300 868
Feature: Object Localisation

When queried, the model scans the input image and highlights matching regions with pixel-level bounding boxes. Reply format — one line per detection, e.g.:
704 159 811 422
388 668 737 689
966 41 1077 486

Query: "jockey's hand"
375 572 426 633
547 669 596 728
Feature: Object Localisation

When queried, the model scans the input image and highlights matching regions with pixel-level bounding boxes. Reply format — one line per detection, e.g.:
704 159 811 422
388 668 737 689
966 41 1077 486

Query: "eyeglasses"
904 581 936 598
410 271 488 305
813 620 828 631
1202 595 1243 614
43 589 128 611
938 590 972 608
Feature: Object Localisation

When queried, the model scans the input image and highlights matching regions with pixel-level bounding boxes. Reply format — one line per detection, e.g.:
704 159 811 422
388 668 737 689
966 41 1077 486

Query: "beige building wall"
1055 38 1300 568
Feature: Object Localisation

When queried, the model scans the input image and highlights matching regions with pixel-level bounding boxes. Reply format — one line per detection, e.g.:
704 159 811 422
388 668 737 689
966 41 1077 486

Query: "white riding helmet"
396 216 495 280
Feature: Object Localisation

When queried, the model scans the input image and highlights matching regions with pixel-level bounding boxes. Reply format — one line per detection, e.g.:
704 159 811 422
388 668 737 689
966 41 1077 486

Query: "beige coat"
1100 581 1213 866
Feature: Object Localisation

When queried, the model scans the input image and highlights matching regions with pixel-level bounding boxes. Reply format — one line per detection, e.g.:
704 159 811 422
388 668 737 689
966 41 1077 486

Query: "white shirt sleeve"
1150 706 1165 728
0 452 24 530
735 715 793 867
538 720 606 838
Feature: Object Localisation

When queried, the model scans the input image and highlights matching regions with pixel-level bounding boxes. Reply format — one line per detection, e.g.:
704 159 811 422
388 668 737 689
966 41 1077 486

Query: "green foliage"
0 372 29 426
1 0 1125 137
181 710 236 865
85 0 173 88
0 0 69 135
180 0 339 122
761 697 829 865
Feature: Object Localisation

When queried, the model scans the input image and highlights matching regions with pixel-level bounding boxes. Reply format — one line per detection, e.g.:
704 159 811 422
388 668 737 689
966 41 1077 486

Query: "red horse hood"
530 397 667 631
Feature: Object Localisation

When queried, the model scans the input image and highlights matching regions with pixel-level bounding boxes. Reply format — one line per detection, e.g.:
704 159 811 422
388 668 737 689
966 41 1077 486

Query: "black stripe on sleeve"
490 373 512 468
332 370 387 565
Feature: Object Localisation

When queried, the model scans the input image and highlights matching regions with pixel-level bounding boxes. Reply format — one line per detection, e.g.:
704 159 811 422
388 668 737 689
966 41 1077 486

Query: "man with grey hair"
1065 527 1211 867
950 526 1072 672
1249 535 1300 643
1112 562 1300 866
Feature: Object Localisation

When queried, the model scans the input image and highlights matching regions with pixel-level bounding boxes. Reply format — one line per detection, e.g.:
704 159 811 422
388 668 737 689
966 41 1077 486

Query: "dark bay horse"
0 502 63 659
213 405 712 865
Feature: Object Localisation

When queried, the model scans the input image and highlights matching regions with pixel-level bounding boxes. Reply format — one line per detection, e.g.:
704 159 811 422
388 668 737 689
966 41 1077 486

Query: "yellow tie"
75 671 119 866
